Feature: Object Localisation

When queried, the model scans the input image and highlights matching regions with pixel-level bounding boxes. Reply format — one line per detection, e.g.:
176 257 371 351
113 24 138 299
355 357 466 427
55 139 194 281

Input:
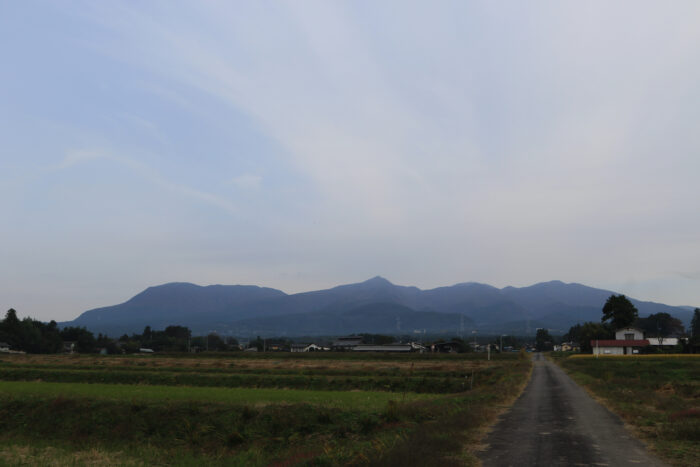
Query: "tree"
164 325 190 340
570 322 614 353
690 308 700 353
692 308 700 340
535 329 553 351
636 313 684 342
206 333 227 351
602 295 638 329
0 309 21 348
563 324 582 344
142 326 153 344
60 326 96 353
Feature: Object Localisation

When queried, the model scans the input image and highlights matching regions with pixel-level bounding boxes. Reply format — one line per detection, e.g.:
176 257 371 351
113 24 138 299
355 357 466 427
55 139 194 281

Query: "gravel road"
479 353 667 466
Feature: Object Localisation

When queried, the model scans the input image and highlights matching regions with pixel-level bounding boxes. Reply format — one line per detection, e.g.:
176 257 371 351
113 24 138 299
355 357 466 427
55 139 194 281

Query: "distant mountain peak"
362 276 393 286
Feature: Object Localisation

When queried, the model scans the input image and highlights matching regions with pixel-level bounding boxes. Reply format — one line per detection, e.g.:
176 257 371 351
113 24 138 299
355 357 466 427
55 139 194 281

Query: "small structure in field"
0 342 10 353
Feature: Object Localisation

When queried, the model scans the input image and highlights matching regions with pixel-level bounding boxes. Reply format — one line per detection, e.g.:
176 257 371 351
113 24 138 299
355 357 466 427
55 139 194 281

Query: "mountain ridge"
60 277 695 337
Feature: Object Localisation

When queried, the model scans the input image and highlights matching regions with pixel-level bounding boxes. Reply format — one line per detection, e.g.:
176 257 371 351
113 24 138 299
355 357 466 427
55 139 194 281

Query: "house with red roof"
591 327 649 356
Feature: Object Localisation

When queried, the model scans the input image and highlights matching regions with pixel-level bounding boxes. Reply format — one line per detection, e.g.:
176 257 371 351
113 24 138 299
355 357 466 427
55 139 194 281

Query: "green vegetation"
0 382 431 409
564 322 613 353
601 294 638 329
0 362 484 393
0 353 531 465
553 355 700 467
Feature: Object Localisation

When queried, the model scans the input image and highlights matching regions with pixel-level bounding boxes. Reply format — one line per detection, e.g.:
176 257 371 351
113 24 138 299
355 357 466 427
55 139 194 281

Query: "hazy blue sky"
2 1 700 322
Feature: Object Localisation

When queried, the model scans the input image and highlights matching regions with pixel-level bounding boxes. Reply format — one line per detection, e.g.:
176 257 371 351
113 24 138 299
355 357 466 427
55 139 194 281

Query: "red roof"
590 339 649 347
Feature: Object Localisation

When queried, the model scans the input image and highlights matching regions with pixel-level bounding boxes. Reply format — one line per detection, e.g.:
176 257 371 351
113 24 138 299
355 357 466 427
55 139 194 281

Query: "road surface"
480 353 667 466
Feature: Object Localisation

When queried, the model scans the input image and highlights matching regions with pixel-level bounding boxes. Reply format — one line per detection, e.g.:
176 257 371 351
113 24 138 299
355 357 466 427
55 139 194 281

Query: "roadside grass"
0 353 532 465
552 354 700 467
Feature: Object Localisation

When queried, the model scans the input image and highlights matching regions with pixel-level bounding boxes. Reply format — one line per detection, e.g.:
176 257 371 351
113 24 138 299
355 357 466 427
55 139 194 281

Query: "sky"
2 1 700 322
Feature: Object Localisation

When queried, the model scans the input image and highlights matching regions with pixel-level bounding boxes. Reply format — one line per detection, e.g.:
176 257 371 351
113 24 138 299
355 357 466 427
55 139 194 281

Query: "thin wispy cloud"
55 149 238 214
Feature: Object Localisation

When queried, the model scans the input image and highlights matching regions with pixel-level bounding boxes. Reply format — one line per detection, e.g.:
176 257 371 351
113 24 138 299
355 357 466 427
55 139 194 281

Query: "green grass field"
0 352 532 466
554 355 700 467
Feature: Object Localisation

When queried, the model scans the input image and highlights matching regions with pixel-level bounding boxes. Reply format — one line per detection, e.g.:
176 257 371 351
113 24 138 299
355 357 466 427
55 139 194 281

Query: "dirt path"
479 353 667 466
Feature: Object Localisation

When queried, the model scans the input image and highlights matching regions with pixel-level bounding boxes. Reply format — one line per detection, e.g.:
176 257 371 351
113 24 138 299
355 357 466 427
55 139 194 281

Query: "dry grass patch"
0 445 143 466
0 354 494 373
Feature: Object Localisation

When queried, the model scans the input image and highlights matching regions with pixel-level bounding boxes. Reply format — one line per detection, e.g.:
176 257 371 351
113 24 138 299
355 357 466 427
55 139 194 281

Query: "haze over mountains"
60 277 694 337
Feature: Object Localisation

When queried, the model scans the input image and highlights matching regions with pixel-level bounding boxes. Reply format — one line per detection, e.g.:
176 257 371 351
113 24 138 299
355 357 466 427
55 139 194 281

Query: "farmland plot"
0 353 530 466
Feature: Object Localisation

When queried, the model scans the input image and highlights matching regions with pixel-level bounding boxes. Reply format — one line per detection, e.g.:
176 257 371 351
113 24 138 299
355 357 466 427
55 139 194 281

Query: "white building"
615 327 644 340
591 327 649 356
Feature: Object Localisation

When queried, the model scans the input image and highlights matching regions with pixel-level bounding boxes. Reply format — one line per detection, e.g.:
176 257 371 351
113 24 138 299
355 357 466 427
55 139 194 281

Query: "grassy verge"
552 354 699 467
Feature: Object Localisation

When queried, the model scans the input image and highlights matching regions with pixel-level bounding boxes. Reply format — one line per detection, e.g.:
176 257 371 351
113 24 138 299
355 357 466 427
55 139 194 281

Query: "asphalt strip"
479 353 668 467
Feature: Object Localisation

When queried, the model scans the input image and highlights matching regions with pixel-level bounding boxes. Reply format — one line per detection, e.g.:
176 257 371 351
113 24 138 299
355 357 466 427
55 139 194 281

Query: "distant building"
352 344 413 353
331 336 363 351
616 327 644 341
432 342 461 353
648 337 680 347
291 343 327 352
591 327 648 355
554 342 578 352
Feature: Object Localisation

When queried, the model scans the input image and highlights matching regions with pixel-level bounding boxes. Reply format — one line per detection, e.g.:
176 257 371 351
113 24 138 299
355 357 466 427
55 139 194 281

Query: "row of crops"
0 353 531 466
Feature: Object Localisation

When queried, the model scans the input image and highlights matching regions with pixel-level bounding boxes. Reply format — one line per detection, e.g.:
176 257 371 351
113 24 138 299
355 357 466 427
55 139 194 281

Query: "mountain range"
60 277 695 337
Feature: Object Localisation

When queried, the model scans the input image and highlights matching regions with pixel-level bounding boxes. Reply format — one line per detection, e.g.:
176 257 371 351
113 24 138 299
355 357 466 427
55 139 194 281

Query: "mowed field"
0 352 531 466
554 355 700 467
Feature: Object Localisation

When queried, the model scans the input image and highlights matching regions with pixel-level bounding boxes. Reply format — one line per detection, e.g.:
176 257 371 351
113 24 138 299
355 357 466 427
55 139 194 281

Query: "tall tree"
60 326 96 353
0 309 21 347
691 308 700 345
577 322 614 353
601 295 638 329
692 309 700 335
636 312 684 341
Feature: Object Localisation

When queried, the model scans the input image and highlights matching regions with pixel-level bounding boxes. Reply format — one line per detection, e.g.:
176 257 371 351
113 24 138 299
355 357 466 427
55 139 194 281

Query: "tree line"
0 309 240 354
563 295 700 353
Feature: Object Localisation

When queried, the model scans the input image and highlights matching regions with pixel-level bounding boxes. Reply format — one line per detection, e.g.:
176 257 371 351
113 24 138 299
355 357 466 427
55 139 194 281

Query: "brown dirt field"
0 354 493 373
